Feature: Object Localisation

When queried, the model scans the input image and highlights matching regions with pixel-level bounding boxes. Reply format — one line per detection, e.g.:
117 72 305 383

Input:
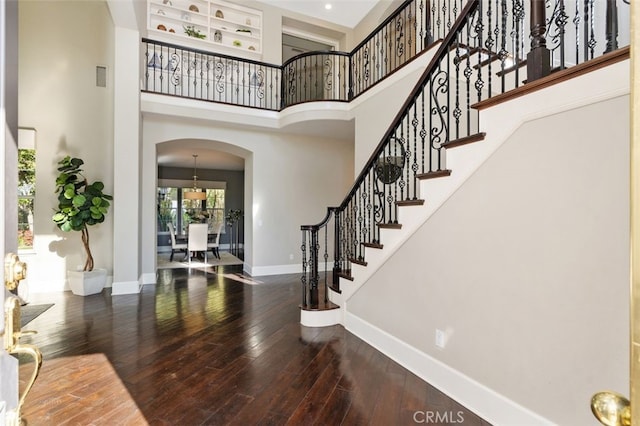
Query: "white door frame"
1 0 20 422
281 26 340 52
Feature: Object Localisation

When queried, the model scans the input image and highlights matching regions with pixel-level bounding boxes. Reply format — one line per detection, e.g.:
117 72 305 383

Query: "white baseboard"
248 263 301 276
140 273 156 285
344 312 554 425
247 261 334 277
110 280 141 295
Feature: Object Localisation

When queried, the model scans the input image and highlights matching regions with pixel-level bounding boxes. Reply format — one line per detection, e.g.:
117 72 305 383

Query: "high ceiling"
255 0 380 28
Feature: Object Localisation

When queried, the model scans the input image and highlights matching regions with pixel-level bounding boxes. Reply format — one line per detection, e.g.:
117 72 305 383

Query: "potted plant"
52 156 112 295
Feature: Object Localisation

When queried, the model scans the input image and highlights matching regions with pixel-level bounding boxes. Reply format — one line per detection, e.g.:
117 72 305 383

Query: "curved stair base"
300 304 341 327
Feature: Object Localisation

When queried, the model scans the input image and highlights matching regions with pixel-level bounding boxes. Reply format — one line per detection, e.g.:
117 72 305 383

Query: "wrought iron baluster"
239 62 245 105
205 56 211 101
323 224 329 303
170 47 181 95
301 231 308 307
453 39 461 138
354 188 360 261
412 103 419 199
376 35 382 86
444 0 450 32
497 0 507 93
472 4 484 101
359 185 367 246
587 0 596 60
309 228 319 308
485 0 494 96
512 0 525 86
400 124 407 202
551 0 568 70
420 89 427 173
144 43 150 92
391 135 399 222
198 53 203 98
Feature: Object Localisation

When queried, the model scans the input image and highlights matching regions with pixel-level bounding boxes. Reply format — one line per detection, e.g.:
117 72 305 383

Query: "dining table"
174 229 221 261
174 231 219 243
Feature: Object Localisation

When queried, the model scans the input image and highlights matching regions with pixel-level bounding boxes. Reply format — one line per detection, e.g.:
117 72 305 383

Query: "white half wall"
347 94 630 424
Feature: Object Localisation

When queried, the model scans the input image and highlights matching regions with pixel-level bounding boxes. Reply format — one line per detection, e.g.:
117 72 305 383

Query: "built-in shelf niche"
148 0 262 58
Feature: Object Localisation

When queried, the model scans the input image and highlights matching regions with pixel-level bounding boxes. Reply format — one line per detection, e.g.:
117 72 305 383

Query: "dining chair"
167 222 187 262
207 222 224 259
188 223 209 265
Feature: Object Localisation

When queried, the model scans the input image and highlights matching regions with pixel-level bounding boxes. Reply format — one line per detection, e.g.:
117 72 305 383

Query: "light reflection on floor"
222 273 263 285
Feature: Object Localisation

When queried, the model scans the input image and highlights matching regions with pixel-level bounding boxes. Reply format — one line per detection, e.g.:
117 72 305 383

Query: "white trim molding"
344 312 554 426
110 280 141 295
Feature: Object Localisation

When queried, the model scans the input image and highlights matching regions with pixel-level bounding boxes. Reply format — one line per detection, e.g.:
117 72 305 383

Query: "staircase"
299 2 630 422
300 0 631 326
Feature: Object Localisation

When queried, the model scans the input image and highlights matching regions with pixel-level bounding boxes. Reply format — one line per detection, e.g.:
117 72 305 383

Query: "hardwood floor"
17 265 490 425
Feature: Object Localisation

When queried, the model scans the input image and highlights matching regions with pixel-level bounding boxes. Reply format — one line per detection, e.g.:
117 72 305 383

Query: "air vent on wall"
96 66 107 88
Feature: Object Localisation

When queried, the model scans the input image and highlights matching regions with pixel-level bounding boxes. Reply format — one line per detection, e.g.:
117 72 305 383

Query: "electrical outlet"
435 329 446 348
289 254 294 260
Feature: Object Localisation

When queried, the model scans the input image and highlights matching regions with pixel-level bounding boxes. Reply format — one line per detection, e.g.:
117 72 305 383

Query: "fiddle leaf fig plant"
52 156 112 272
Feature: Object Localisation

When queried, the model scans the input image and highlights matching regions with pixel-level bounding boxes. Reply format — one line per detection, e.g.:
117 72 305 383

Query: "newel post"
332 208 341 291
526 0 551 81
309 229 319 308
604 0 619 53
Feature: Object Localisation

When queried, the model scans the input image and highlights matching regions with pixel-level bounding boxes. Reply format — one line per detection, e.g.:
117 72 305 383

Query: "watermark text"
413 410 465 424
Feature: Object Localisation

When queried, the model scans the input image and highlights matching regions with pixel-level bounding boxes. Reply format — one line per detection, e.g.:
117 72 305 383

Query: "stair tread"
378 223 402 229
362 242 383 249
496 58 527 77
397 199 425 206
416 169 452 180
443 132 486 149
349 257 368 267
337 271 354 281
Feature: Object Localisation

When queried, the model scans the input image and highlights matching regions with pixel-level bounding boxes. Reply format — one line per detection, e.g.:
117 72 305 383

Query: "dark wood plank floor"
17 265 490 425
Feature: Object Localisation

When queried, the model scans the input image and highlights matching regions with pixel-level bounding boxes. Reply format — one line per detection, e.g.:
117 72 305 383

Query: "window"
158 186 225 234
18 148 35 249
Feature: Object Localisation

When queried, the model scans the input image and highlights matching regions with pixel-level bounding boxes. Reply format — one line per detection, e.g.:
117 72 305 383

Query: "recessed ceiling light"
325 3 332 10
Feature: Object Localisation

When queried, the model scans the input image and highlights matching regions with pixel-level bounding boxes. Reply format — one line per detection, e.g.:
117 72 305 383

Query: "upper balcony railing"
142 0 630 115
142 0 460 110
144 40 283 110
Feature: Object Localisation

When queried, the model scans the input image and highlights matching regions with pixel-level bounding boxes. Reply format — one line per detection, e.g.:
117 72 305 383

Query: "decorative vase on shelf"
214 30 222 43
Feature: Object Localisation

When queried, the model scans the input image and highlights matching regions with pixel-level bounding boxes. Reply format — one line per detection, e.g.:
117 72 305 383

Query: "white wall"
141 113 354 277
18 1 115 293
347 95 630 424
350 50 435 172
352 0 404 47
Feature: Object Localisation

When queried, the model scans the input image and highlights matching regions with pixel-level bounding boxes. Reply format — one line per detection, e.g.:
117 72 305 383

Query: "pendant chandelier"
184 154 207 200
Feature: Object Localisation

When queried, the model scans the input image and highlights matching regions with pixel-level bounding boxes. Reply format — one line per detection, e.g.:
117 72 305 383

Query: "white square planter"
67 268 107 296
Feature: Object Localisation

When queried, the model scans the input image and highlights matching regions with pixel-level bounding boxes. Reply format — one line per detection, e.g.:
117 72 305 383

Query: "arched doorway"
148 139 252 274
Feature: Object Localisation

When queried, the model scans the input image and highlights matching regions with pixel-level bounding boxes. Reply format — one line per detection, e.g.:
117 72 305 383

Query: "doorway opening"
282 33 335 62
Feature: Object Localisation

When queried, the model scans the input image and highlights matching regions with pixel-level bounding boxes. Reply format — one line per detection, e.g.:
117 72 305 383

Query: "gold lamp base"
591 391 631 426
